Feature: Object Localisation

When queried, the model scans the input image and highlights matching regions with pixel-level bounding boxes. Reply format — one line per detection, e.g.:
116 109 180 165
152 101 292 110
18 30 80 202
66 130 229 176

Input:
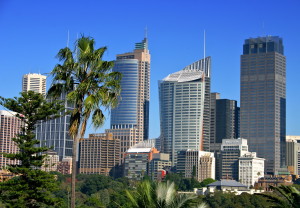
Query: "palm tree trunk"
71 135 78 208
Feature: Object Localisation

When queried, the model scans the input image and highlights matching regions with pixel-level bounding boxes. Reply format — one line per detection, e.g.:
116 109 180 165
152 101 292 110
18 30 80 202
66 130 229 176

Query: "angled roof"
162 57 211 82
207 180 247 187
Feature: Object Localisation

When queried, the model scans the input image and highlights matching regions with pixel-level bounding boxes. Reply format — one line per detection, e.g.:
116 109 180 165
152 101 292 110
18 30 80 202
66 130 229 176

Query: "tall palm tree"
259 185 300 208
48 36 122 208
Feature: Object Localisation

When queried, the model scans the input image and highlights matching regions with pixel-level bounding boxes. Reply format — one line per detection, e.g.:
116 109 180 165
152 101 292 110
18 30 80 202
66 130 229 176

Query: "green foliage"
79 174 112 195
48 35 122 208
164 173 202 191
258 185 300 208
200 178 216 188
125 180 205 208
0 91 64 208
204 191 271 208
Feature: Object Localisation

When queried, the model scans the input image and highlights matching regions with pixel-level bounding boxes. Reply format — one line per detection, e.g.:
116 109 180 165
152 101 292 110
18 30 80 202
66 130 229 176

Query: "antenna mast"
203 30 206 71
67 30 70 47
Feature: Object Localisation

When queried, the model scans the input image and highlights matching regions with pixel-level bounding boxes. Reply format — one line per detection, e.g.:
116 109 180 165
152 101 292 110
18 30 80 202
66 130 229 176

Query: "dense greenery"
258 185 300 208
164 173 216 191
48 36 122 208
0 91 64 208
4 168 300 207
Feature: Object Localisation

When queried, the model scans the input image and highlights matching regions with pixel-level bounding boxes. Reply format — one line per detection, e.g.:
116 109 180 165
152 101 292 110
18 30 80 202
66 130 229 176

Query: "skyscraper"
22 73 46 95
35 92 73 160
240 36 286 174
0 110 23 169
107 38 150 162
159 57 211 165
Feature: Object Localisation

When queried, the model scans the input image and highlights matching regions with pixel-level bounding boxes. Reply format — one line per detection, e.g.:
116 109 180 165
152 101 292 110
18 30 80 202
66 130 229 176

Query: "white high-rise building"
239 152 265 187
22 73 46 95
159 57 211 165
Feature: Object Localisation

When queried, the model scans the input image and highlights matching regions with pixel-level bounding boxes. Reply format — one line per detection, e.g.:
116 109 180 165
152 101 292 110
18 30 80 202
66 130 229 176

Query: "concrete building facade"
147 153 171 181
22 73 46 95
286 137 300 175
177 150 215 182
0 110 23 169
220 138 248 180
42 150 59 172
79 133 120 175
239 152 265 187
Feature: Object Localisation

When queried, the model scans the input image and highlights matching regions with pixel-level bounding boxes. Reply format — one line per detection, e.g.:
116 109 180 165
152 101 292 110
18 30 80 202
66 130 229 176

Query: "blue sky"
0 0 299 138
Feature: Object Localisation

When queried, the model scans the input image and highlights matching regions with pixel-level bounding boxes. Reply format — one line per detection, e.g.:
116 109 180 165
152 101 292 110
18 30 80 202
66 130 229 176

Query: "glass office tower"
240 36 286 174
108 38 150 162
159 57 211 165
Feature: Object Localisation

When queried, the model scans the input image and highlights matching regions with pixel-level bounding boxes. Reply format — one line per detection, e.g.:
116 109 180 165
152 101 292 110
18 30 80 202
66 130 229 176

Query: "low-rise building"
177 150 215 181
239 152 264 187
286 137 300 175
124 141 159 180
197 180 263 195
147 153 171 181
42 150 59 172
254 175 293 191
57 157 72 174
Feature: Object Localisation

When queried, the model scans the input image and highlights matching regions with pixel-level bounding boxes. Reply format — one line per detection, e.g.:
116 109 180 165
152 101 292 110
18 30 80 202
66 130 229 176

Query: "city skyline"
0 1 299 139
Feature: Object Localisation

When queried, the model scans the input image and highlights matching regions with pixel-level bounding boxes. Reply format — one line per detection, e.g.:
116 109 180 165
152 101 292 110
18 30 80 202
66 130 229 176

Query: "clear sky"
0 0 299 138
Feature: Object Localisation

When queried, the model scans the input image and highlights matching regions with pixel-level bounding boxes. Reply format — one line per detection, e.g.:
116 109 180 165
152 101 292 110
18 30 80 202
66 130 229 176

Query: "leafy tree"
200 178 216 188
79 174 112 195
258 185 300 208
48 36 122 208
0 91 64 208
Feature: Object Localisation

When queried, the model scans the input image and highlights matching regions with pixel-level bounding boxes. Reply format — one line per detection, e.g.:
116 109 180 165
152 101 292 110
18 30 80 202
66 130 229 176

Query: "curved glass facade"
111 59 139 127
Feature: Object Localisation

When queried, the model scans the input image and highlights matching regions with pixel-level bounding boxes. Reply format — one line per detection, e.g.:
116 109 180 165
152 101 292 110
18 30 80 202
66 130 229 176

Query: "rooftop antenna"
144 26 148 39
144 26 148 50
67 30 70 47
75 33 79 61
203 29 206 71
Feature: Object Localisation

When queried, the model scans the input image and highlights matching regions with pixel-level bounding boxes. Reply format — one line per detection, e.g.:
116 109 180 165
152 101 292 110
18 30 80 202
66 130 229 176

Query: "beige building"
22 73 46 95
105 128 138 163
42 150 59 172
177 150 215 182
0 110 23 169
79 133 120 175
286 136 300 175
57 157 72 174
147 153 171 181
108 38 150 163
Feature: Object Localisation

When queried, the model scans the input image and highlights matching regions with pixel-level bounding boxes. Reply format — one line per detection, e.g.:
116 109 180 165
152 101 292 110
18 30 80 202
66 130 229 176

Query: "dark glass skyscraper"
240 36 286 174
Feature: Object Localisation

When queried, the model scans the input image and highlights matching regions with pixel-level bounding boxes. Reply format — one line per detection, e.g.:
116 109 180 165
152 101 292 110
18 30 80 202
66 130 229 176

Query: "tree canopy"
0 91 64 208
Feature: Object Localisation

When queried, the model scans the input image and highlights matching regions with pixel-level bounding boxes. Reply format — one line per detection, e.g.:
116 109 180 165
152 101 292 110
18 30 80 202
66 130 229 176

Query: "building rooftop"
127 148 152 153
207 180 247 188
163 57 211 82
